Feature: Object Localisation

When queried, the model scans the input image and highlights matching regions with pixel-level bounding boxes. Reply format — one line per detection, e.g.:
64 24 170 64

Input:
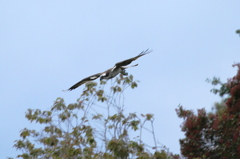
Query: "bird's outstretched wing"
64 72 102 91
114 49 152 67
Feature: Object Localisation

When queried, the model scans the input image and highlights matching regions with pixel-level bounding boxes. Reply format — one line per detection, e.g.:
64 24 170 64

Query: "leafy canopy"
13 74 179 159
177 63 240 159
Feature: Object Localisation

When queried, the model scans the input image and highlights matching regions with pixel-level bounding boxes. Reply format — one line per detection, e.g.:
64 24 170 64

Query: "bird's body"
100 66 132 80
64 49 152 91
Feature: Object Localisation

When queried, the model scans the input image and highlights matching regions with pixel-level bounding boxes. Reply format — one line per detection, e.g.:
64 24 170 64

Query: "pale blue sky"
1 1 240 158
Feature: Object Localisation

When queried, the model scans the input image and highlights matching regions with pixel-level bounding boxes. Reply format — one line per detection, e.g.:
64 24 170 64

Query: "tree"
176 63 240 159
12 74 179 159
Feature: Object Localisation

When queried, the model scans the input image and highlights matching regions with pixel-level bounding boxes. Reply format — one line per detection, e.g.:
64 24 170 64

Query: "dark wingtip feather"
67 86 76 91
139 49 153 56
62 85 78 92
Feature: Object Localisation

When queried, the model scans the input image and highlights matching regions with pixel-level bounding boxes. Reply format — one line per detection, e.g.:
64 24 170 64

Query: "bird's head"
100 73 106 81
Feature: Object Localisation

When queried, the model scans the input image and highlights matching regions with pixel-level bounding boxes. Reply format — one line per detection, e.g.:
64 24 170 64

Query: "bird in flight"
64 49 152 91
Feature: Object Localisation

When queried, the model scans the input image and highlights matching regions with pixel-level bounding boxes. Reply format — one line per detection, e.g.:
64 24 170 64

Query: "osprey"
65 49 152 91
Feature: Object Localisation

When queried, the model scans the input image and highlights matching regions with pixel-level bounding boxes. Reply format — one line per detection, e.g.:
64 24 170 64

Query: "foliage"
236 29 240 36
211 100 227 116
206 77 229 97
176 63 240 158
13 74 179 159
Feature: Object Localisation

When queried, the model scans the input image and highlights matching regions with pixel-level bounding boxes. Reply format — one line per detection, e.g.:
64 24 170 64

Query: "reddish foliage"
177 63 240 158
212 118 219 130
